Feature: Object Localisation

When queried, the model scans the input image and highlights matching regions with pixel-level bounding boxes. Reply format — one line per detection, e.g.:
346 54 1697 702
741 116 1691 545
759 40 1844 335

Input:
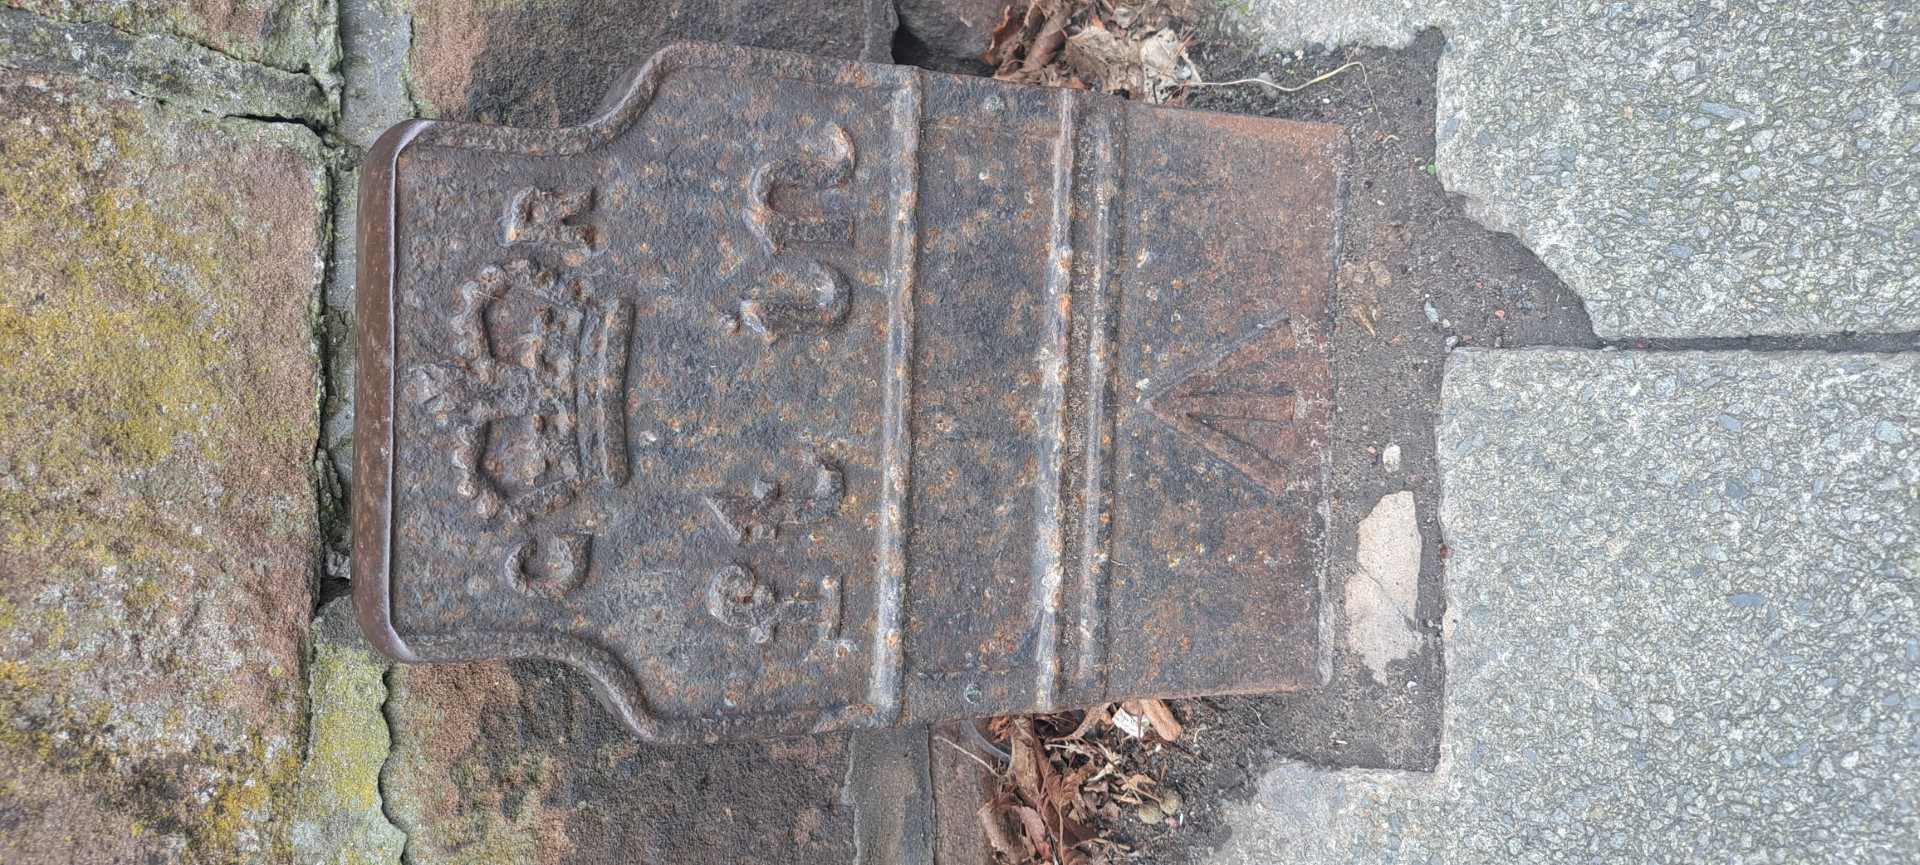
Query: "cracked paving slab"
0 6 333 123
1232 0 1920 339
1205 348 1919 863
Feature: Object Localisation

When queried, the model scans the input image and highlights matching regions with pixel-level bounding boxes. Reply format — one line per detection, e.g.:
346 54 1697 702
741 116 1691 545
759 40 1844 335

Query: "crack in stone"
0 5 335 125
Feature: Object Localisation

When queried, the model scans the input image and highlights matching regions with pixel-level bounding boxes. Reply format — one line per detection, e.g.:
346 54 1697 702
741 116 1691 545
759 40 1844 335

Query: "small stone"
1382 443 1403 473
898 0 1005 61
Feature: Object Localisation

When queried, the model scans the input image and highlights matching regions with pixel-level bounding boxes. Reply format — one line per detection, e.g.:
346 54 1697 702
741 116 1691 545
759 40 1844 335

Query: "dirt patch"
898 21 1601 862
1097 26 1599 862
384 659 860 864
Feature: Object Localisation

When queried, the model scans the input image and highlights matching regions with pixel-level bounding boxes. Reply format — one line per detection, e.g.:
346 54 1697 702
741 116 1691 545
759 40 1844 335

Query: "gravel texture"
1204 349 1920 863
1231 0 1920 339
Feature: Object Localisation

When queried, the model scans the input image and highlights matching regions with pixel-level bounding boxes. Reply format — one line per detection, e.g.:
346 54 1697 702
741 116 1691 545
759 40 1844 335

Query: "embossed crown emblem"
405 258 631 522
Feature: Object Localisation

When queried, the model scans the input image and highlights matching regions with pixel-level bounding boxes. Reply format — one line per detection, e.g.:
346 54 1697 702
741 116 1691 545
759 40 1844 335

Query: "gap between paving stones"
1203 348 1920 864
0 49 336 865
1164 18 1914 864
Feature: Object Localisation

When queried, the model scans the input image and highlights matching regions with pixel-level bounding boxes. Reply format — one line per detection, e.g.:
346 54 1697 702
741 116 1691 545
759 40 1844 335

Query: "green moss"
0 652 306 861
0 83 326 550
301 641 392 815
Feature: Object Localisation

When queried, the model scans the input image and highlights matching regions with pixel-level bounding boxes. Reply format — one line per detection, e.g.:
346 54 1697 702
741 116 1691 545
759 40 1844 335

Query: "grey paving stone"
1205 349 1920 864
1232 0 1920 339
2 0 337 74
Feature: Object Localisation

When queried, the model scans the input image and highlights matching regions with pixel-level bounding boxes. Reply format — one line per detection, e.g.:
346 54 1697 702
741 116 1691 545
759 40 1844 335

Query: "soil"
900 22 1603 864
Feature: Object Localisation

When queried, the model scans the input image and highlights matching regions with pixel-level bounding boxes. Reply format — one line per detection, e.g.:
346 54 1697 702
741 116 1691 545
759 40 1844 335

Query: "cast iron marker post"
354 42 1345 744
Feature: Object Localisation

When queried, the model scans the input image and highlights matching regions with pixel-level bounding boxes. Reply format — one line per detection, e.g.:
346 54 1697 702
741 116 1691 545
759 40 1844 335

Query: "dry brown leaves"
977 699 1189 865
983 0 1205 103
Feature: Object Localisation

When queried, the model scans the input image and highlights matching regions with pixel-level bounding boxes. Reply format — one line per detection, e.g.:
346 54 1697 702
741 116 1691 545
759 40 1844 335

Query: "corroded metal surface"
355 42 1346 743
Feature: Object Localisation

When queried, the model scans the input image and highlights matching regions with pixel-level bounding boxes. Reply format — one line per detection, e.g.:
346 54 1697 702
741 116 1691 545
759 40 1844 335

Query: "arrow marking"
1146 321 1314 495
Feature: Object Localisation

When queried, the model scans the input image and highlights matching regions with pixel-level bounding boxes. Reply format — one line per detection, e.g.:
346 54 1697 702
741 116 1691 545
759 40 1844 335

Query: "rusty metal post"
354 42 1345 743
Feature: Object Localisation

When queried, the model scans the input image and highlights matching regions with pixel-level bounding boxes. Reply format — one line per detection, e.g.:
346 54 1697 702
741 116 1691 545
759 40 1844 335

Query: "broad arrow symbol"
1146 321 1318 496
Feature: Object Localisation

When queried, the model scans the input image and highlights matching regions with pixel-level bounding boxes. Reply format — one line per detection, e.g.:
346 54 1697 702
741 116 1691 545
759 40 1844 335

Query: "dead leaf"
1023 11 1070 72
1012 805 1052 861
1121 773 1159 800
1136 28 1193 103
1007 717 1047 804
983 3 1025 66
979 799 1031 865
1064 24 1139 97
982 695 1192 862
1138 699 1183 742
1065 704 1112 740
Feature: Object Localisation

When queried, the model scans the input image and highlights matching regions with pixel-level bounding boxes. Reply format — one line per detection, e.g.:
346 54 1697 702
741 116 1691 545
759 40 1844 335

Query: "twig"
1187 60 1365 94
936 734 1001 772
1144 34 1198 103
966 719 1014 763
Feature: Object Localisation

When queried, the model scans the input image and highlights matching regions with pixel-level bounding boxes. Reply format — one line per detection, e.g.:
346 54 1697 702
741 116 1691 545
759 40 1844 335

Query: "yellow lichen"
0 97 235 553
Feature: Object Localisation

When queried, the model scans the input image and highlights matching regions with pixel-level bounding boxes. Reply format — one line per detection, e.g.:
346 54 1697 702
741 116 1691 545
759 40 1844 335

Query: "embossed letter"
744 125 855 253
704 459 845 543
706 564 782 644
739 260 849 342
501 186 597 254
505 532 593 596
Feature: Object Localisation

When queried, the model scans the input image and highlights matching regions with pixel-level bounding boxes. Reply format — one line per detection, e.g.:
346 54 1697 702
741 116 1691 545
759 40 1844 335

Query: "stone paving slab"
1232 0 1920 339
0 6 334 124
1206 348 1919 863
0 68 327 863
1 0 336 73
